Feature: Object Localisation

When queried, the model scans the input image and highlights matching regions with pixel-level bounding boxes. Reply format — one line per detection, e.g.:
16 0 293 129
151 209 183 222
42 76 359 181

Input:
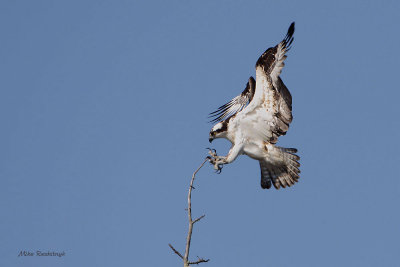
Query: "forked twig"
169 159 210 266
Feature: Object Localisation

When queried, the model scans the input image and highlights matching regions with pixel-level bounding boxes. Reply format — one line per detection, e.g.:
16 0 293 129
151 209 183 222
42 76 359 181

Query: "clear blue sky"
1 1 399 266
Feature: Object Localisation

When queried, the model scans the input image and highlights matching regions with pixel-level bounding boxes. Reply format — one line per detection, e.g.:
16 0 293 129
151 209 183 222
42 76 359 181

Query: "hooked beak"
209 137 213 143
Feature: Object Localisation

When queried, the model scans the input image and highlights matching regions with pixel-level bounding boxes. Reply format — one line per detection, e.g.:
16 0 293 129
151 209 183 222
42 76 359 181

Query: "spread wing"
209 77 255 123
239 22 295 143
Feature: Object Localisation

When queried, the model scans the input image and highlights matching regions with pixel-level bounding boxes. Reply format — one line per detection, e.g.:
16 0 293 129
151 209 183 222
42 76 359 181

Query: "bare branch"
169 158 210 266
189 256 210 265
193 215 205 224
169 243 183 259
184 159 208 266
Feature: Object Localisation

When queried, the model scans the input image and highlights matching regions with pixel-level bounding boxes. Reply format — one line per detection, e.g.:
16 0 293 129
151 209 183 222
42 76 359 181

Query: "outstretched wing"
257 22 294 90
209 77 255 123
239 22 295 143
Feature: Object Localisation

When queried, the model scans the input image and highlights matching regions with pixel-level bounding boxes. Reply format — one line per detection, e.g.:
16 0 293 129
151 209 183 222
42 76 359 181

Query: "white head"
209 121 228 143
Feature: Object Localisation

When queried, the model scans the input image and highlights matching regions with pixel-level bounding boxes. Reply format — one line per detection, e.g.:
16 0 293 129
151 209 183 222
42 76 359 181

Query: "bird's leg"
208 143 244 173
213 156 226 173
206 148 226 173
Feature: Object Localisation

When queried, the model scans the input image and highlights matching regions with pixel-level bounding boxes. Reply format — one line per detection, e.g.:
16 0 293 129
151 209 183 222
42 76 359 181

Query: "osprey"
208 22 300 189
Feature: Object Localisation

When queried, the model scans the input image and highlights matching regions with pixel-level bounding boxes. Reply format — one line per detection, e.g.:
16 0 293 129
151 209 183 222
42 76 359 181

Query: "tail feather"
259 146 301 189
261 168 272 189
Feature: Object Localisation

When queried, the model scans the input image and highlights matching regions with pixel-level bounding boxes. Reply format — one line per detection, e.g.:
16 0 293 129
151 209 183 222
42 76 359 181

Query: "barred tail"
259 147 300 189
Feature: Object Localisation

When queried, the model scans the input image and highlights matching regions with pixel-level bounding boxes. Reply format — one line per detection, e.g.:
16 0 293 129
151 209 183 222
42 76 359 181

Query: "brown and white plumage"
208 22 300 190
209 77 256 123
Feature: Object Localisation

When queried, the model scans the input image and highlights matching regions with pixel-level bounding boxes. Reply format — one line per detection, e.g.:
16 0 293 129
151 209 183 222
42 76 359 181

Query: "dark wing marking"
255 22 294 80
209 76 255 123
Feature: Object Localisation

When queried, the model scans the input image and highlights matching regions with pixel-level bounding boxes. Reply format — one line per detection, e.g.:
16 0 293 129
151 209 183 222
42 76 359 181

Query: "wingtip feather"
288 22 295 36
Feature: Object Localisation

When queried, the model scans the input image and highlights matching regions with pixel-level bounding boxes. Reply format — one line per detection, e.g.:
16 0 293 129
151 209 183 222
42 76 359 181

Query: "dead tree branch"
169 243 184 259
169 158 210 267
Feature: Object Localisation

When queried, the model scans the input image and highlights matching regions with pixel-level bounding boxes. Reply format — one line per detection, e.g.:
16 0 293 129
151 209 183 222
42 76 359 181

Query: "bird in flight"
208 22 300 189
